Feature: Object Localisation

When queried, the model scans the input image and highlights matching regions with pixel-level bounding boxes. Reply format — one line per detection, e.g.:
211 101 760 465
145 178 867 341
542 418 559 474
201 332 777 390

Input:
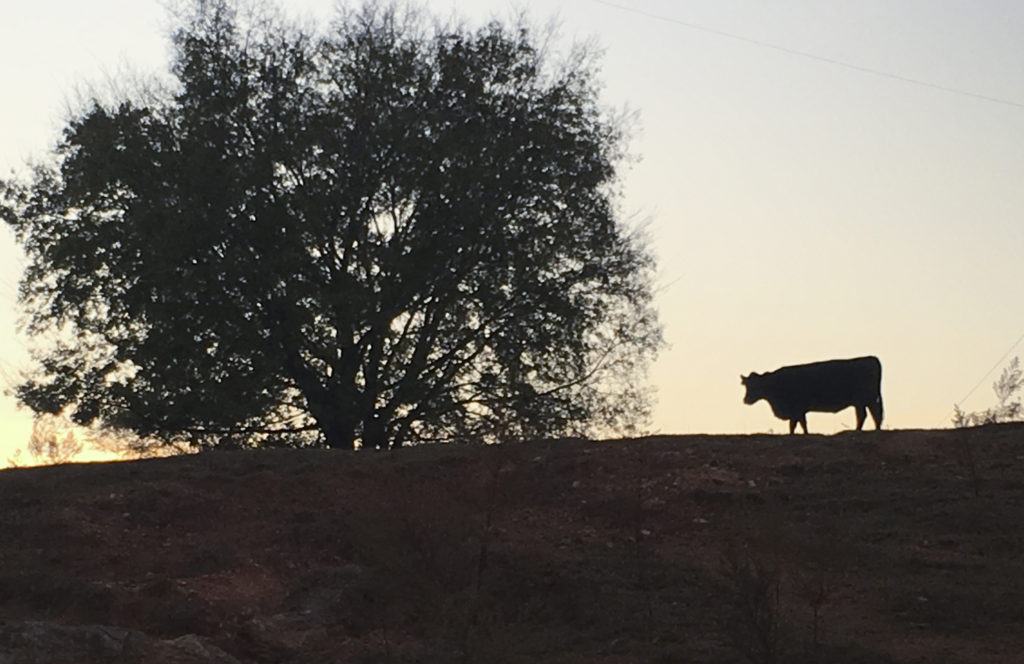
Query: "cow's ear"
740 374 747 383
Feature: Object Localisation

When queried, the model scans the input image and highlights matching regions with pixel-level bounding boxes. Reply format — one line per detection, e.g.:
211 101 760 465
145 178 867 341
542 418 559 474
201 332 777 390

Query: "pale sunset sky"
2 0 1023 460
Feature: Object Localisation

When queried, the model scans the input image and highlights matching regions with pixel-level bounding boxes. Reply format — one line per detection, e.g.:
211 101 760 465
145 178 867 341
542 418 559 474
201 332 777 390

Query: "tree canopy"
1 0 661 450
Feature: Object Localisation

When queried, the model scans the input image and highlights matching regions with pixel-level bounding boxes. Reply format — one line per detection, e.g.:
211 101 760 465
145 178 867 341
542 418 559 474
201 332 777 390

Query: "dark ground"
1 425 1023 663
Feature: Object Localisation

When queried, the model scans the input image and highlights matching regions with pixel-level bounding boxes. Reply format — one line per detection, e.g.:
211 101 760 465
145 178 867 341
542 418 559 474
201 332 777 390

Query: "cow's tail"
871 395 884 430
871 356 884 429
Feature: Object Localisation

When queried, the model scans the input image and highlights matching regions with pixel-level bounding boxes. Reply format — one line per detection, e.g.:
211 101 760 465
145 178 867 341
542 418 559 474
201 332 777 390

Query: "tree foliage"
1 0 661 450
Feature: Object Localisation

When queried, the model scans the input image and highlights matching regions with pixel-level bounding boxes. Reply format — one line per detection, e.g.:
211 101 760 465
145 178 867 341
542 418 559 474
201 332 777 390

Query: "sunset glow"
3 1 1023 459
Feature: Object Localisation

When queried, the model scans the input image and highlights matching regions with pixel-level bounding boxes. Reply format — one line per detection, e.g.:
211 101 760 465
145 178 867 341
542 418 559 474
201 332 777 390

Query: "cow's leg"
855 405 867 430
869 398 884 430
798 416 808 434
789 419 797 435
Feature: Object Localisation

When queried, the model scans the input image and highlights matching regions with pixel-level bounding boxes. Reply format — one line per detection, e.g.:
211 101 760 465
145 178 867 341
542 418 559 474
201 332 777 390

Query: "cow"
741 356 883 434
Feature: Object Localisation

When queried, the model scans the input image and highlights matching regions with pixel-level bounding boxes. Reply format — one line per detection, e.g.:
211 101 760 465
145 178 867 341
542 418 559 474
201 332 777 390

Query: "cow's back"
768 356 881 413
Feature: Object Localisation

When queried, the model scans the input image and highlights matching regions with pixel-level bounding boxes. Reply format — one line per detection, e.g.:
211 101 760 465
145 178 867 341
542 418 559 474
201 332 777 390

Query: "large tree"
1 0 661 450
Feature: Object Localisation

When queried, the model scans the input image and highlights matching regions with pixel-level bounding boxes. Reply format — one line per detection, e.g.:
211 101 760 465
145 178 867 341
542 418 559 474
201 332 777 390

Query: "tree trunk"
362 411 388 450
322 414 356 450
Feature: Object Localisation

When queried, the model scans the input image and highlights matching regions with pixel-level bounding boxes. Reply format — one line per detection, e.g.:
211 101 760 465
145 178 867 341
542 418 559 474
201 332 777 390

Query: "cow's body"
741 356 883 434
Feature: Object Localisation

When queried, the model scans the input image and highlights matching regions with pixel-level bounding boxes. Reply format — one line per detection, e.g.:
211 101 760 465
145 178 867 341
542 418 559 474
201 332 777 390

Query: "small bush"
953 357 1022 427
719 542 787 664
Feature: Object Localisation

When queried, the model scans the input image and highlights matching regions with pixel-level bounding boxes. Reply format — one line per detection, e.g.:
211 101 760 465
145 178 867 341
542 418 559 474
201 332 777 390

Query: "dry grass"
1 425 1023 662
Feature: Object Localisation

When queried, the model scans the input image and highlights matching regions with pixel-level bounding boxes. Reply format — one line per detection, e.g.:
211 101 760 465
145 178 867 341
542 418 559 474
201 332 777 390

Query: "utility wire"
954 329 1024 409
592 0 1024 109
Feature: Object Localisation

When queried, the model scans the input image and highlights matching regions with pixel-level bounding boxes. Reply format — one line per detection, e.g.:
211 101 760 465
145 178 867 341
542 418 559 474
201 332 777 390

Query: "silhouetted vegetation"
0 0 660 450
953 357 1022 428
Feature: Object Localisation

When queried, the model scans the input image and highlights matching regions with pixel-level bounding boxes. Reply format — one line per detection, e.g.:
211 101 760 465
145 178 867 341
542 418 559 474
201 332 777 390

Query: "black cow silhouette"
741 356 883 434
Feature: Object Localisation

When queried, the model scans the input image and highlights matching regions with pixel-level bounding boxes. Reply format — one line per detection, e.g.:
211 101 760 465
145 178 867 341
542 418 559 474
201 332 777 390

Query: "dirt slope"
1 426 1023 663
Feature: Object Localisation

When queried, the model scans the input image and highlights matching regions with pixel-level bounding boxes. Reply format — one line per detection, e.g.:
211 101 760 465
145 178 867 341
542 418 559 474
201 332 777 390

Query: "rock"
149 634 241 663
0 621 240 664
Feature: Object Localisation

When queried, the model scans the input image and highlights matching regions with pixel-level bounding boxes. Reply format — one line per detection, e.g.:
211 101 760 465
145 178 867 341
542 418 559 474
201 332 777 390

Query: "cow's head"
741 372 764 405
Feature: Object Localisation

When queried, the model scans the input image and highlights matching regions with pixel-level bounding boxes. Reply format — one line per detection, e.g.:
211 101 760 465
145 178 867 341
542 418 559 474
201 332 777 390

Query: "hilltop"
1 426 1023 663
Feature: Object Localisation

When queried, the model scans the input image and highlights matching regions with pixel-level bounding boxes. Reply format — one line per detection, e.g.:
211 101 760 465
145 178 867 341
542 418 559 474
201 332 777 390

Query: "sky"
2 0 1024 460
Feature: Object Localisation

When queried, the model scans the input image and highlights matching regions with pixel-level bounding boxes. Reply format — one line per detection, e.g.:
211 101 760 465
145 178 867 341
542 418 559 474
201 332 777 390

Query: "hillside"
1 426 1023 663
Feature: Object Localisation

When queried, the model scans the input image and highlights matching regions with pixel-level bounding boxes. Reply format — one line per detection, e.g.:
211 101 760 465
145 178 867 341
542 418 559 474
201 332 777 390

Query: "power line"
591 0 1024 109
954 329 1024 409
